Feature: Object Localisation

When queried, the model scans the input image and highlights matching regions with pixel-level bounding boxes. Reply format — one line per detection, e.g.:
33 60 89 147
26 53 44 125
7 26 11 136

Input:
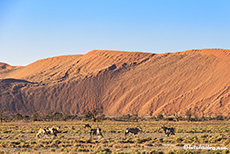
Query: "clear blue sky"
0 0 230 66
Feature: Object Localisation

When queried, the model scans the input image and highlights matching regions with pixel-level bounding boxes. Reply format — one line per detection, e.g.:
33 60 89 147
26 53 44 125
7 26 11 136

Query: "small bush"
154 141 162 146
49 148 56 152
157 114 164 120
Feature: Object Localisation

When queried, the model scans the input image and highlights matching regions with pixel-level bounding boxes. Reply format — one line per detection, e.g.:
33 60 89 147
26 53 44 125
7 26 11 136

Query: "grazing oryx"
36 126 60 138
36 128 49 138
125 127 142 136
84 124 92 128
161 125 175 137
48 126 60 137
90 127 103 138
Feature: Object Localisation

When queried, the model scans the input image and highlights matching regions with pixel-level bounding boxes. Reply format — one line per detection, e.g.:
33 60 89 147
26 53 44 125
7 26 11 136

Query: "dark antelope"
161 125 175 137
90 127 103 138
125 127 142 136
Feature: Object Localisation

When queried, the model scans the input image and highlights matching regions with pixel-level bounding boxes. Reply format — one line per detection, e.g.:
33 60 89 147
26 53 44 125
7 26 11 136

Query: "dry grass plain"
0 120 229 153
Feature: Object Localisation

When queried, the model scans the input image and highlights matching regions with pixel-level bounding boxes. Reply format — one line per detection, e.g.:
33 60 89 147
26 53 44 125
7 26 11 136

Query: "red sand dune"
0 49 230 116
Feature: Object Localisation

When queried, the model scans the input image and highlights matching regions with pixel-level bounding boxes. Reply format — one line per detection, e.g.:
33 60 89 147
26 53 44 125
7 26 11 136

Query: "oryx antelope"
48 126 60 137
125 127 142 136
36 126 60 138
36 128 49 138
90 127 103 138
161 125 175 137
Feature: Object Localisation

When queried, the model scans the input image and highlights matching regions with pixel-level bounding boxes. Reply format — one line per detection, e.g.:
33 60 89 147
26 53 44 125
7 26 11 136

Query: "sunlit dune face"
0 49 230 117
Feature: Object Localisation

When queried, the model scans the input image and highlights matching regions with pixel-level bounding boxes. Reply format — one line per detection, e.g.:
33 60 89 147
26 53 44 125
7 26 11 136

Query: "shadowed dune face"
0 63 15 70
0 63 7 69
0 49 230 116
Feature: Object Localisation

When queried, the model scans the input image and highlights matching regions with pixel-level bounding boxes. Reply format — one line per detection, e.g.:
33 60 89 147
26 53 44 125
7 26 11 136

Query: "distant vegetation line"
0 111 229 122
